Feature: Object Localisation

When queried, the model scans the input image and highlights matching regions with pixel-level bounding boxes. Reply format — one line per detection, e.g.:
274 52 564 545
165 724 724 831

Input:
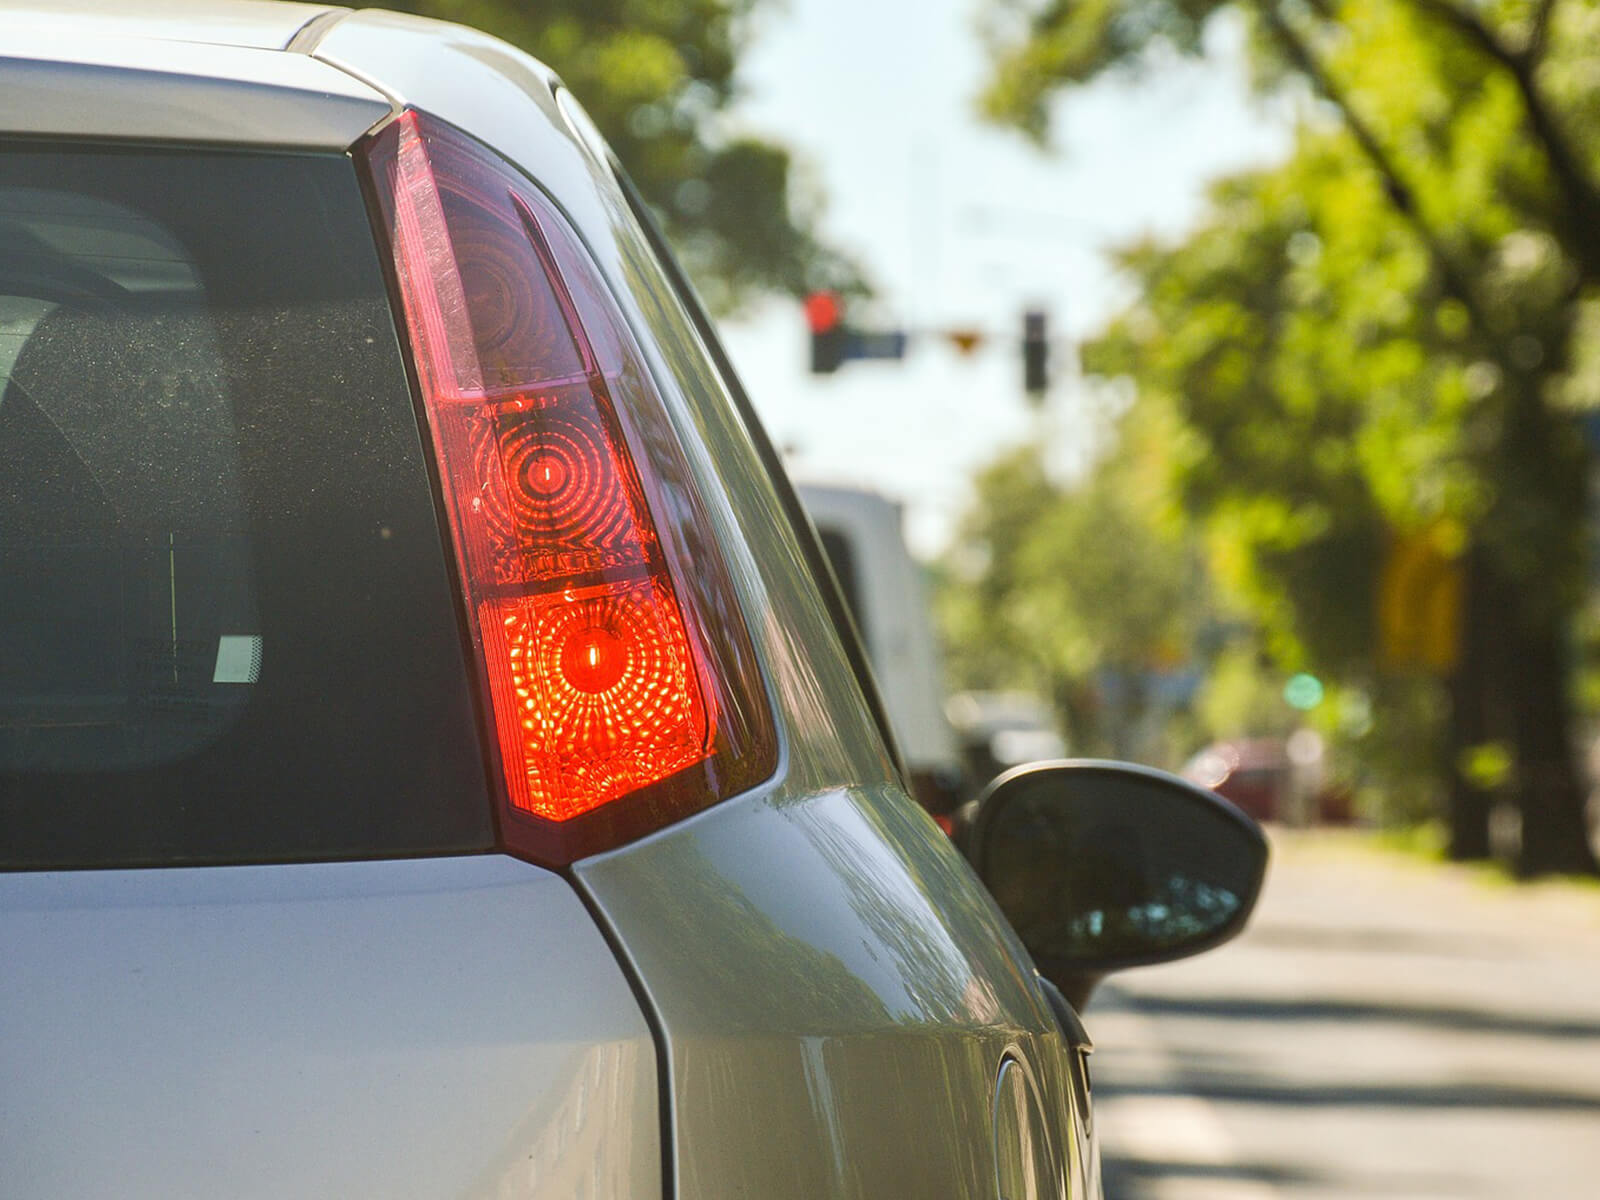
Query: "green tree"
1087 145 1456 825
939 413 1208 763
938 444 1058 693
385 0 860 311
987 0 1600 873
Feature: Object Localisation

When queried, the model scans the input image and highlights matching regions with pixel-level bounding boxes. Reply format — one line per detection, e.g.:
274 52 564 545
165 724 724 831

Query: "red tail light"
362 110 775 865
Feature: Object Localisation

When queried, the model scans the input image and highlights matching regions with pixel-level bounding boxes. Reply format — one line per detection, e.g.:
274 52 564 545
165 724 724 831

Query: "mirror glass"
978 765 1266 968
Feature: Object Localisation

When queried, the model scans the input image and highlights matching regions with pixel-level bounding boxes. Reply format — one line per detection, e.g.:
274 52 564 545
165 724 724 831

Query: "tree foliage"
982 0 1600 874
384 0 860 311
939 417 1209 762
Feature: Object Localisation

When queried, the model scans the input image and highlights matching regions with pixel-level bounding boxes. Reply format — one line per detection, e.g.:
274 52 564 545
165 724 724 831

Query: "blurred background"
398 0 1600 1194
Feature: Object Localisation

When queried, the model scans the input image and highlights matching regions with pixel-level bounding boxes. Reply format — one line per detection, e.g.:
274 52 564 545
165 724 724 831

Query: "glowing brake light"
362 111 775 865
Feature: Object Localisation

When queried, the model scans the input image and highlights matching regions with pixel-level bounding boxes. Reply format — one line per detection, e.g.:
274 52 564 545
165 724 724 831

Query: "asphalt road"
1086 829 1600 1199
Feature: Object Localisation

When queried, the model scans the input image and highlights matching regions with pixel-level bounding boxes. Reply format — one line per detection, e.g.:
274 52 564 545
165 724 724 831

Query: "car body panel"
0 856 659 1199
1 8 1100 1198
309 9 577 190
3 0 340 49
578 783 1087 1198
0 25 391 147
310 15 1092 1197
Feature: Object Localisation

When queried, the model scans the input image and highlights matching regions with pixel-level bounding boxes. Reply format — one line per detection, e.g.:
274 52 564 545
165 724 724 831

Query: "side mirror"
967 759 1268 1011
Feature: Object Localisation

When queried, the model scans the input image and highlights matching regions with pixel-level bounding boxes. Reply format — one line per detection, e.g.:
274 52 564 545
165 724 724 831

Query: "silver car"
0 6 1267 1197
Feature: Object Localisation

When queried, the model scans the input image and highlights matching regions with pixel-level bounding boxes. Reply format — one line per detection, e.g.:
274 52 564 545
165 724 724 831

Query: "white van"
797 483 967 818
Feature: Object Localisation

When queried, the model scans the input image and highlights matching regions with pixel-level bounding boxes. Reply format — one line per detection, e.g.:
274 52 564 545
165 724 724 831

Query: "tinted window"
0 144 492 868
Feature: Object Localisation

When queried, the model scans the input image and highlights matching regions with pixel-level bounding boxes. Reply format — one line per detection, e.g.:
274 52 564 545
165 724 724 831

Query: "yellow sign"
1377 525 1462 673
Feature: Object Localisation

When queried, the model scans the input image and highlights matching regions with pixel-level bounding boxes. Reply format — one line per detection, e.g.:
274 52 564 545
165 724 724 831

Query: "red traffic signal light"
806 291 847 373
805 290 842 333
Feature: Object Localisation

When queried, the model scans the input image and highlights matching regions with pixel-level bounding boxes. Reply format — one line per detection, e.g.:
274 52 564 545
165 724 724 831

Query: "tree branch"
1525 0 1559 64
1405 0 1519 69
1399 0 1600 279
1257 5 1497 335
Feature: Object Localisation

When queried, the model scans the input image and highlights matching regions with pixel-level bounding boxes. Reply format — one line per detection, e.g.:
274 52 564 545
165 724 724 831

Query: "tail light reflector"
362 111 775 865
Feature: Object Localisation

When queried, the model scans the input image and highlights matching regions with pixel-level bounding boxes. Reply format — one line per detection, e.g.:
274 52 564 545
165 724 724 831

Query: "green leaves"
978 0 1600 866
938 428 1209 759
981 0 1225 138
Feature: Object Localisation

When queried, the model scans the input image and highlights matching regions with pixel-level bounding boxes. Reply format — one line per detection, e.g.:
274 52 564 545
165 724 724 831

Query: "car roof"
0 1 581 165
0 0 342 51
0 1 391 148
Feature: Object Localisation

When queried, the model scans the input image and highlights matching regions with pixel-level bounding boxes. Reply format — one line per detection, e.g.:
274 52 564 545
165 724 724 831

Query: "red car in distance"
1183 736 1353 825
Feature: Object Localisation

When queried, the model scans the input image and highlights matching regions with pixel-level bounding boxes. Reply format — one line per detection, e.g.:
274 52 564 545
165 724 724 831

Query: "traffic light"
806 290 847 374
1023 309 1048 397
803 293 909 373
1284 673 1325 710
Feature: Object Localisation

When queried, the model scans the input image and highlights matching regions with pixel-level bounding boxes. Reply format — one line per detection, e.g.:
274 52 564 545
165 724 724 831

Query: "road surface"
1087 829 1600 1199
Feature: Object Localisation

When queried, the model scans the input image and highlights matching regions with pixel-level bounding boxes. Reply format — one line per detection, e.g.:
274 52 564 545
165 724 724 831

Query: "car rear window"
0 143 493 869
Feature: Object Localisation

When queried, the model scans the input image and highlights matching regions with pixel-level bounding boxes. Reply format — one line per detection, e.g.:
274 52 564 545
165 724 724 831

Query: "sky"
716 0 1296 557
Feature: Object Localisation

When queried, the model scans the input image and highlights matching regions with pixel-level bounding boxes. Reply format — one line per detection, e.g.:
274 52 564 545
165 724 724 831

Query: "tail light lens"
362 111 775 866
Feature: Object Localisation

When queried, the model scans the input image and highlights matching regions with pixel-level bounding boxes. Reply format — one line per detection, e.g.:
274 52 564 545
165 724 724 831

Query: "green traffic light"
1284 673 1324 711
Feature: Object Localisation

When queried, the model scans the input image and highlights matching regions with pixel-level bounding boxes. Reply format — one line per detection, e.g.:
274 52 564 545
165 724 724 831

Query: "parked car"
797 481 968 818
0 6 1268 1198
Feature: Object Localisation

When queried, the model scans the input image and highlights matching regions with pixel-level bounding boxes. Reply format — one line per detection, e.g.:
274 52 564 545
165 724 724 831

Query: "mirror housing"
965 759 1268 1011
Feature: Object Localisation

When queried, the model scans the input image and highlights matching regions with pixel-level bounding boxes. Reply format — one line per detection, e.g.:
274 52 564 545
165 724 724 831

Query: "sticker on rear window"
213 635 262 684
